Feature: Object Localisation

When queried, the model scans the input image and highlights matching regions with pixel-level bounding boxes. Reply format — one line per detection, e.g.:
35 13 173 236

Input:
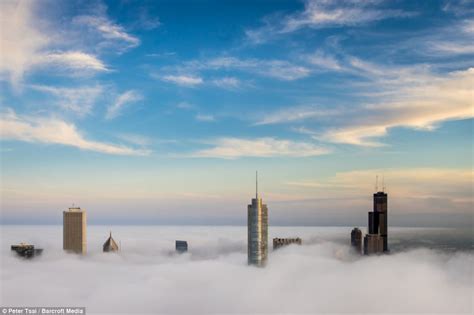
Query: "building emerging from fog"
273 237 302 250
176 240 188 253
63 206 87 254
363 181 389 255
248 172 268 267
11 243 43 258
350 228 363 254
103 232 119 252
364 234 384 255
372 191 388 251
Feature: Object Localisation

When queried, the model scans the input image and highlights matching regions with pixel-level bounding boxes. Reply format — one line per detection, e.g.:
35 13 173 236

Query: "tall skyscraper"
374 191 388 251
248 172 268 267
364 177 389 254
63 206 87 254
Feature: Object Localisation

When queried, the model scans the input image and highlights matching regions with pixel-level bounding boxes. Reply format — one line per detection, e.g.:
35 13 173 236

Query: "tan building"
63 206 87 254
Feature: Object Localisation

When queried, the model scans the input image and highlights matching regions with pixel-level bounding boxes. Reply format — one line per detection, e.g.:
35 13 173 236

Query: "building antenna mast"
375 175 378 192
256 170 258 199
382 175 385 192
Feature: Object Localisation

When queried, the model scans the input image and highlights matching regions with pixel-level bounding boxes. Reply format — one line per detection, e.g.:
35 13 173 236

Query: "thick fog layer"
1 226 472 314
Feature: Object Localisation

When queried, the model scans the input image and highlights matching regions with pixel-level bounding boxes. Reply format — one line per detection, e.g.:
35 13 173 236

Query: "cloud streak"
159 74 204 87
73 15 140 50
247 0 414 43
106 90 143 120
186 57 310 81
0 109 149 156
30 85 103 116
190 137 330 158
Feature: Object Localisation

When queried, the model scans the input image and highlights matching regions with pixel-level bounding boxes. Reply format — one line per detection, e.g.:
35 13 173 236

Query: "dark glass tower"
368 191 388 252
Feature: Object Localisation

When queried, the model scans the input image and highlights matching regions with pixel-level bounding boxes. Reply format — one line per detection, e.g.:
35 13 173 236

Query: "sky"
0 0 473 226
1 225 473 314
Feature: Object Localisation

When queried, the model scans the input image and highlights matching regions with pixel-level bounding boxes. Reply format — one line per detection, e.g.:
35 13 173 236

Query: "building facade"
63 206 86 254
364 234 384 255
350 228 363 254
248 173 268 267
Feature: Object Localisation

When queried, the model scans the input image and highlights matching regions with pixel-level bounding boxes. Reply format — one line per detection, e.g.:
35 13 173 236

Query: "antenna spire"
256 171 258 199
375 175 379 192
382 175 385 192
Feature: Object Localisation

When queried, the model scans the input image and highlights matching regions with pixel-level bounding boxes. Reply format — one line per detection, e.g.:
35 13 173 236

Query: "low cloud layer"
1 226 472 314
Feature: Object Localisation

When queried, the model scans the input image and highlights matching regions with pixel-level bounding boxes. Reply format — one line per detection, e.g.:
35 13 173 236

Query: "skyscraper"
248 172 268 267
373 191 388 251
364 178 389 254
63 206 86 254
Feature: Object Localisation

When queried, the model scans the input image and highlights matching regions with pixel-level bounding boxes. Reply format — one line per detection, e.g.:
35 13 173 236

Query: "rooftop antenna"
375 175 379 192
382 175 385 192
256 170 258 199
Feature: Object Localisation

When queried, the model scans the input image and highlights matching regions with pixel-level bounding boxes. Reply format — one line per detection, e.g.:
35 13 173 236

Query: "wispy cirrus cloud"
211 77 241 89
317 67 473 146
195 114 216 122
158 74 204 87
0 1 109 87
73 15 140 50
36 51 109 73
423 20 474 57
246 0 414 44
0 109 149 156
189 137 330 159
258 48 473 146
256 106 340 125
106 90 143 120
30 85 103 117
186 57 310 81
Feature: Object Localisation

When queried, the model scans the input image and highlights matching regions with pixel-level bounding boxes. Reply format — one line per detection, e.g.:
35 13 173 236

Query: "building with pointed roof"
103 231 119 252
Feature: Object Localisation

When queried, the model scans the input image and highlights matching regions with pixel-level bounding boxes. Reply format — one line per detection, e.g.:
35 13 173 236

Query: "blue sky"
0 0 472 226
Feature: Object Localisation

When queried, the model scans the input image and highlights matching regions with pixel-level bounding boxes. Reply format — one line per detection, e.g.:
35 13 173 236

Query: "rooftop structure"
11 243 43 258
103 232 119 252
273 237 302 250
176 240 188 253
